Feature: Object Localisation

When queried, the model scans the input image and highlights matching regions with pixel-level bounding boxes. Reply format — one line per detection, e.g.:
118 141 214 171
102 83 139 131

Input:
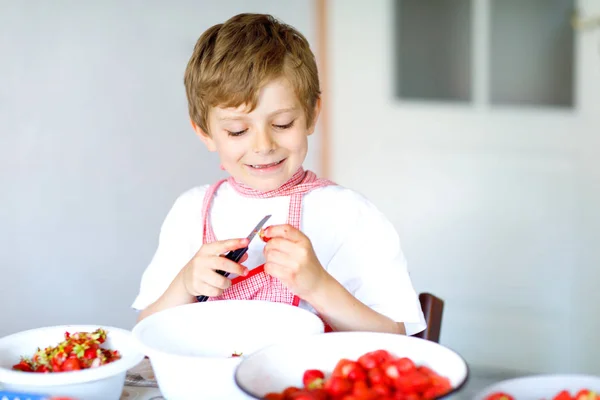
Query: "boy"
132 13 426 336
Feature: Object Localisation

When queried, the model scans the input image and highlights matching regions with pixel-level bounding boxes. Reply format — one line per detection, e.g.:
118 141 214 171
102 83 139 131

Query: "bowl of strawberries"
234 331 469 400
0 325 144 400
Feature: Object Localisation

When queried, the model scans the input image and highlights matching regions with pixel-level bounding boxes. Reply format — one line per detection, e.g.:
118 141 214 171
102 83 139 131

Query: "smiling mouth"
248 159 285 169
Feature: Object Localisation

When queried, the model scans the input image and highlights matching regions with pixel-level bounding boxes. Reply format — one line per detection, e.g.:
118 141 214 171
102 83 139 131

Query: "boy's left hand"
261 224 329 299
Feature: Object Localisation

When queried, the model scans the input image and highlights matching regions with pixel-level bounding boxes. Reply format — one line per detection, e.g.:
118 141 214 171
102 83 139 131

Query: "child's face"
195 77 319 192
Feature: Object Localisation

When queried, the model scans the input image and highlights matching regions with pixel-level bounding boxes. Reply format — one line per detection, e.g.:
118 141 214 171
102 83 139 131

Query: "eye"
226 129 248 137
273 120 295 130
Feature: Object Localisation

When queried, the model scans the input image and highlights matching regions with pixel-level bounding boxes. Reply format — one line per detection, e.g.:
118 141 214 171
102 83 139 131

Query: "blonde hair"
184 13 320 134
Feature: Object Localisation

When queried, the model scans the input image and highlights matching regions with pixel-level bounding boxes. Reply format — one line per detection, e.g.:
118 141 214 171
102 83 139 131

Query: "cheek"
279 131 308 153
214 139 248 163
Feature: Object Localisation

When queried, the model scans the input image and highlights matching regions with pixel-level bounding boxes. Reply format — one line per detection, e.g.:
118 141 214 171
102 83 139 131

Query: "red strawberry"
333 360 366 382
289 390 325 400
324 376 353 397
259 228 272 242
263 393 285 400
395 393 420 400
12 360 33 372
371 383 392 397
303 369 325 389
33 365 49 373
576 390 596 400
484 392 515 400
62 357 81 372
283 387 302 397
352 380 369 394
358 353 379 370
363 350 393 366
367 366 388 386
395 357 416 374
383 361 401 381
84 348 97 360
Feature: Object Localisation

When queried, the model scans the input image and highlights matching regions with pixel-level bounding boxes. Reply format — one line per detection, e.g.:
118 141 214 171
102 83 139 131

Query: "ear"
190 119 217 152
307 97 322 136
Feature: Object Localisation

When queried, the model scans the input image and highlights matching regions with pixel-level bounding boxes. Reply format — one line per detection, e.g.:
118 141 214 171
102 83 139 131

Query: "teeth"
251 161 280 169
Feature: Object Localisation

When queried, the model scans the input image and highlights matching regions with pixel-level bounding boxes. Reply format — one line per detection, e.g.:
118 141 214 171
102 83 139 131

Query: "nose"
252 128 276 155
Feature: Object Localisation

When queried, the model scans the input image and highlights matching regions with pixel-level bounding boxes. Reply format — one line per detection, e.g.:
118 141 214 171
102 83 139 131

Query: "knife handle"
195 246 249 303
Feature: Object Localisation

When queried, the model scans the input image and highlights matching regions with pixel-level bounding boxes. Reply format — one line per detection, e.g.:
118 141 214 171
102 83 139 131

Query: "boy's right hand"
180 238 250 297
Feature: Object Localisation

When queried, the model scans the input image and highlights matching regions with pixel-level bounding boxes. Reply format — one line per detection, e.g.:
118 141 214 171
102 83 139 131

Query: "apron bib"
199 168 335 331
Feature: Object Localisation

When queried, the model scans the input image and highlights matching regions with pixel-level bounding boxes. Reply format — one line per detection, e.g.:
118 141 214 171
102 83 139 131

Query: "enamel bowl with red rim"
234 331 469 399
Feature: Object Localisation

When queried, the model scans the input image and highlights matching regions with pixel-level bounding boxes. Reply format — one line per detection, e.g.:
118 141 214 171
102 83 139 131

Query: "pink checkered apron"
199 168 336 330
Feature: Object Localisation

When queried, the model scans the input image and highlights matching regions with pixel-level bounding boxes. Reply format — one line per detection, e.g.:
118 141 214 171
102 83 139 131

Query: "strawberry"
357 353 379 370
307 389 329 400
289 390 326 400
62 357 81 372
484 392 515 400
324 376 353 397
259 228 272 242
12 359 33 372
367 366 388 386
352 380 369 394
35 365 50 373
553 390 574 400
576 390 598 400
383 361 401 381
283 387 302 397
422 384 452 400
263 394 285 400
371 383 392 397
395 357 416 374
347 366 367 382
84 348 98 360
395 393 420 400
333 360 366 382
303 369 325 389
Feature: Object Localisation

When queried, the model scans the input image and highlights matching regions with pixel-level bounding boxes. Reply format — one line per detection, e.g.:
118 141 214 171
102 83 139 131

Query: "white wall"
0 0 319 337
328 0 600 374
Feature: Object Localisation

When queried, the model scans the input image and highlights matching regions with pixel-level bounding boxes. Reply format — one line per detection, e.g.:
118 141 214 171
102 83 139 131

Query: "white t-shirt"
132 182 427 336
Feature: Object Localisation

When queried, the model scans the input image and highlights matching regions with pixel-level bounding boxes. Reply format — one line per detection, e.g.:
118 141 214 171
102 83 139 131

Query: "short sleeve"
325 200 426 336
131 189 204 311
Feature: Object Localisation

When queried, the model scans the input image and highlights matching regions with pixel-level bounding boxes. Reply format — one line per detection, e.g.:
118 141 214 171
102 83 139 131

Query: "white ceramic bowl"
473 374 600 400
132 300 325 400
0 325 145 400
235 331 469 399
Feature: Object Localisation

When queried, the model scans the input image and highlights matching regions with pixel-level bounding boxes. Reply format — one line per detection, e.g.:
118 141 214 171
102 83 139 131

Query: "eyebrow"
217 107 299 121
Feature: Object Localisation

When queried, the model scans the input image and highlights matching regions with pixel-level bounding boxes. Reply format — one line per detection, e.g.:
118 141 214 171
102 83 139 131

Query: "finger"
264 237 297 256
204 270 232 290
199 238 249 256
196 283 223 298
185 276 223 297
262 224 306 244
264 246 294 268
214 257 249 276
264 262 294 283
